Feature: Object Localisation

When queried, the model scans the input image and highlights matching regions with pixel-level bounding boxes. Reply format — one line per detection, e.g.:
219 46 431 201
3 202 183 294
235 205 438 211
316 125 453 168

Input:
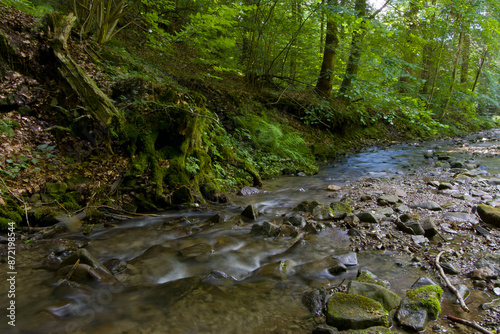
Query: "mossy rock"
326 292 389 331
396 284 443 331
172 186 193 205
477 204 500 228
45 182 68 196
347 281 401 311
27 206 64 227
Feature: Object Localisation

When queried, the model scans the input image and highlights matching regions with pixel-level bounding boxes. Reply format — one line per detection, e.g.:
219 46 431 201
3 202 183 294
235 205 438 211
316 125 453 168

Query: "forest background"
0 0 500 228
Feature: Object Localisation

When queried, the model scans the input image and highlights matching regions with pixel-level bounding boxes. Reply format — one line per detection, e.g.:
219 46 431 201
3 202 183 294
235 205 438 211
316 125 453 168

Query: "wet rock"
312 324 339 334
313 205 333 221
477 204 500 228
356 211 379 224
449 284 470 304
266 239 307 262
412 201 442 211
57 263 117 283
206 213 225 225
347 281 400 311
303 221 323 234
411 277 438 289
60 249 110 274
326 292 389 330
251 221 280 237
278 223 297 237
202 270 237 285
450 161 466 169
296 256 346 277
396 220 424 235
237 186 260 196
180 243 214 258
241 204 258 220
357 269 390 289
333 252 358 266
302 288 328 315
251 260 293 279
283 215 306 227
103 259 127 274
327 184 342 191
396 283 443 331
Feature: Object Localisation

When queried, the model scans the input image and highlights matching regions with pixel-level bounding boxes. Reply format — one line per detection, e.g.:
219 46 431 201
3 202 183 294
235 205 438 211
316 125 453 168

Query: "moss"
331 201 352 214
406 285 443 320
0 217 16 231
356 271 387 288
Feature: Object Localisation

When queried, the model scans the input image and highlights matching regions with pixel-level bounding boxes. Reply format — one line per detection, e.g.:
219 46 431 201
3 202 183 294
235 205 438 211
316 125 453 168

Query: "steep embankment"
0 4 495 231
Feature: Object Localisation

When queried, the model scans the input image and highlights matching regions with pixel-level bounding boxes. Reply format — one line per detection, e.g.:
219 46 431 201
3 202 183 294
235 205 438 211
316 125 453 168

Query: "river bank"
1 129 500 333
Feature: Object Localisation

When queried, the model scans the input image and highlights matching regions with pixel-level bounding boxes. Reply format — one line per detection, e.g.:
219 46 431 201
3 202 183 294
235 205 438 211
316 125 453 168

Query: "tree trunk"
314 0 340 97
338 0 366 100
472 49 488 92
46 12 122 128
460 31 470 84
440 31 463 118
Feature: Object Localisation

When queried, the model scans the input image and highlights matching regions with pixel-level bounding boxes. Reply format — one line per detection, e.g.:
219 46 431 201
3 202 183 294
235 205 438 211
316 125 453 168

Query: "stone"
412 201 442 211
313 205 333 221
278 223 297 237
46 182 68 195
396 284 443 331
57 263 116 283
312 324 340 334
396 220 425 235
378 195 399 205
420 218 439 239
61 249 110 274
202 270 237 285
237 186 260 196
470 267 497 280
477 204 500 227
347 281 401 311
356 211 379 224
326 292 389 331
283 215 306 227
180 243 213 258
344 213 360 227
241 204 258 220
327 184 342 191
333 252 358 266
206 213 225 225
296 257 347 277
441 262 460 275
303 288 328 315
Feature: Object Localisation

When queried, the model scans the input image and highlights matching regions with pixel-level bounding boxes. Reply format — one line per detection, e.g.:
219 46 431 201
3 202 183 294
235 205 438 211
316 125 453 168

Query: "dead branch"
446 315 493 334
436 250 469 312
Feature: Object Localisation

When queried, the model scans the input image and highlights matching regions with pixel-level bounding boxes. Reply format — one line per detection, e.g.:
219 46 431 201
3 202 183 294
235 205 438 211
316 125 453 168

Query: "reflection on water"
2 130 500 333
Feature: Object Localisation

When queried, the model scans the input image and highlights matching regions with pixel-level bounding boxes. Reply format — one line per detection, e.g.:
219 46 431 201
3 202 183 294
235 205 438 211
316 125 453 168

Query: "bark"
472 49 488 92
338 0 367 100
314 0 339 97
441 31 463 118
46 12 122 128
460 32 470 84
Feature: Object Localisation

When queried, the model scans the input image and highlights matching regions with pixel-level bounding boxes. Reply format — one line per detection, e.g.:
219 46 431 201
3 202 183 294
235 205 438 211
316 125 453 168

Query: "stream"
2 130 500 334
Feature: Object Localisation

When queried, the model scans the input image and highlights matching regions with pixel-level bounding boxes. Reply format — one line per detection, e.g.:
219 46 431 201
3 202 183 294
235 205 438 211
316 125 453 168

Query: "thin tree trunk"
441 31 463 119
460 32 470 84
472 49 488 92
338 0 366 100
315 0 339 97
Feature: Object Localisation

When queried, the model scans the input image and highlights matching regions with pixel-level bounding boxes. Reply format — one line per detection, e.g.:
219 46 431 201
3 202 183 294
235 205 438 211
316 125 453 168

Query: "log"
46 12 122 127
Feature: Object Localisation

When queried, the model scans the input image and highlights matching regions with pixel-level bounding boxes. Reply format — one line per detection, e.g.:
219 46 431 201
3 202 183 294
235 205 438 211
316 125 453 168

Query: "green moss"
0 217 16 231
406 285 443 320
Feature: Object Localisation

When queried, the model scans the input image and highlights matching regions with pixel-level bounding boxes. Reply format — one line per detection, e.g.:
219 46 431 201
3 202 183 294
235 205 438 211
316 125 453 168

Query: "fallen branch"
436 250 469 312
446 315 493 334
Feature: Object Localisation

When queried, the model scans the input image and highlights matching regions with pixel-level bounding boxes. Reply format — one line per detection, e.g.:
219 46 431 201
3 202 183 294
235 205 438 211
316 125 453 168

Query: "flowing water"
2 130 500 334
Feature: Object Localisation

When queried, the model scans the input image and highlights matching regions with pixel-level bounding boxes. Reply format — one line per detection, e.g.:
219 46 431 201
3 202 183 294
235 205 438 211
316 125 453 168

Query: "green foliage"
0 118 17 137
1 0 52 16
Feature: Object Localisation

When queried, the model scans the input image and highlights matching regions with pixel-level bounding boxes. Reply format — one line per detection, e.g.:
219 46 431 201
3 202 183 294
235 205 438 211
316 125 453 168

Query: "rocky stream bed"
2 129 500 334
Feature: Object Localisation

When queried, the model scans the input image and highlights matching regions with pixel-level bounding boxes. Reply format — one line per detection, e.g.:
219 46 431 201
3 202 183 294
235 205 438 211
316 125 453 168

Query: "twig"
436 250 469 312
65 259 80 281
0 176 31 232
446 315 493 334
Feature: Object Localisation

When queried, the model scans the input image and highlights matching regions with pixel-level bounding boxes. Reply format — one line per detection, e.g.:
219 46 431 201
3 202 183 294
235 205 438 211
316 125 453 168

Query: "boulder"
396 283 443 331
356 211 379 224
477 204 500 228
326 292 389 330
347 281 401 311
237 186 260 196
241 204 258 220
